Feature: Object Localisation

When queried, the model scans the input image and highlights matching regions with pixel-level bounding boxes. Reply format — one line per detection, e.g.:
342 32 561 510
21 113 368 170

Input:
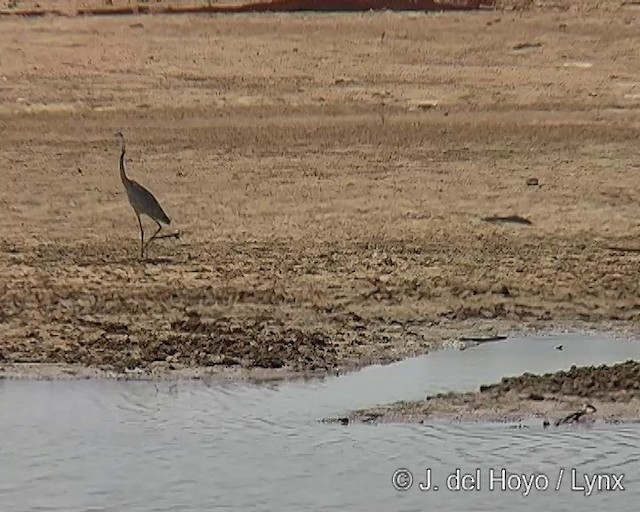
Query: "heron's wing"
128 179 171 225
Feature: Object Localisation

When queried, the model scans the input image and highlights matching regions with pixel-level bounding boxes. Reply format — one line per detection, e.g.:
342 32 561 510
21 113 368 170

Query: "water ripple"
1 334 640 511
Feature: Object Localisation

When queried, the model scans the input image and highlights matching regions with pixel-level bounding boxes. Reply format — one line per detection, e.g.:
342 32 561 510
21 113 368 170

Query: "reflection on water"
0 333 639 511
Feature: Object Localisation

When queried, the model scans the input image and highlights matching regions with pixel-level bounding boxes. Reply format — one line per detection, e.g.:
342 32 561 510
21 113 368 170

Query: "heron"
114 131 175 259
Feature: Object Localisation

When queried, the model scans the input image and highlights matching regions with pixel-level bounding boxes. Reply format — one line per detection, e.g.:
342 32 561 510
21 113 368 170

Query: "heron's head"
583 403 597 414
114 131 125 151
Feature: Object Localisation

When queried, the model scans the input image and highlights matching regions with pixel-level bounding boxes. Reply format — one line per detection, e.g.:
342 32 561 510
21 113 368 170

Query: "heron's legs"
141 220 179 257
144 220 164 250
136 213 145 259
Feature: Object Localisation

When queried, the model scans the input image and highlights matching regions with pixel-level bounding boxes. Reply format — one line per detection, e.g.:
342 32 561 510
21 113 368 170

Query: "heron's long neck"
119 148 129 185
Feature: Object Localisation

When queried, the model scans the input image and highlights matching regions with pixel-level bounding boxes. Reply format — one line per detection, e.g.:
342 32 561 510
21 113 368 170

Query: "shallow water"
0 333 639 511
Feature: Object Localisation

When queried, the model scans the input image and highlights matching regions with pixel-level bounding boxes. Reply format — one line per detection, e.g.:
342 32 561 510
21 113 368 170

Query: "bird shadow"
73 255 182 267
22 230 185 267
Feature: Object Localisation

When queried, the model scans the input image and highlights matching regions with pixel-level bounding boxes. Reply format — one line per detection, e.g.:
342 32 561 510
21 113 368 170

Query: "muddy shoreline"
0 321 638 381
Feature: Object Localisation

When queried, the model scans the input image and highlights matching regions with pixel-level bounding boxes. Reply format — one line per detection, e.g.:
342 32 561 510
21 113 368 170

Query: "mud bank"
340 361 640 425
0 316 544 380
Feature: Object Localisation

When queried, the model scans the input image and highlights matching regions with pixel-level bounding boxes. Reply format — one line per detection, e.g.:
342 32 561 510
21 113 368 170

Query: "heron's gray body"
115 132 173 258
119 150 171 225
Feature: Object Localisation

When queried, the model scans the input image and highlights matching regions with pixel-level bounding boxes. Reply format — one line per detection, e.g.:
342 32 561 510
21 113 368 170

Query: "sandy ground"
1 4 640 381
338 360 640 425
